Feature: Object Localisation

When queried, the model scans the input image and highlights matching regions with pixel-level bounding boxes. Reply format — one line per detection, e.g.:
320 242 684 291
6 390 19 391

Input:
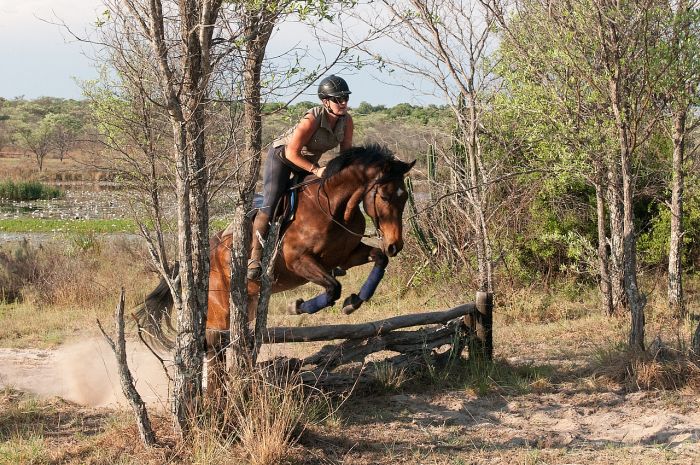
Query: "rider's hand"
312 165 326 177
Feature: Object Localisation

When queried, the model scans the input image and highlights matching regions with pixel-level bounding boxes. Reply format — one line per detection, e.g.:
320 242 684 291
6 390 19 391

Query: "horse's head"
324 144 416 257
363 157 416 257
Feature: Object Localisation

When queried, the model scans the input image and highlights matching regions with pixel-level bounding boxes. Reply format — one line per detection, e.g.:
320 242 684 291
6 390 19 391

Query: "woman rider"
247 75 354 280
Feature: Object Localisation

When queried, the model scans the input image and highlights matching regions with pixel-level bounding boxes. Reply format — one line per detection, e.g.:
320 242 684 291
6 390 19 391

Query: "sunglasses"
328 95 349 104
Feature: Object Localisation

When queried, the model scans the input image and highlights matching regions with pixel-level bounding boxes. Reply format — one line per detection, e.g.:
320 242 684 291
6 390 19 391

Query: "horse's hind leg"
340 245 389 315
287 254 341 314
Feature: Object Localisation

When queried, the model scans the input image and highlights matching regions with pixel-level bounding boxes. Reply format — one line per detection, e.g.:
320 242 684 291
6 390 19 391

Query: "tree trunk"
611 112 645 350
229 200 253 367
693 319 700 355
465 90 492 293
97 289 157 447
36 152 45 172
169 1 216 434
607 161 625 313
668 105 686 317
594 174 613 316
229 8 276 369
621 140 645 351
171 110 210 432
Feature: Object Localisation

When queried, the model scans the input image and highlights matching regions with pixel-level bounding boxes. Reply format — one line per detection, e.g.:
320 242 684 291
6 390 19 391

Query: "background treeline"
2 94 699 289
0 97 91 171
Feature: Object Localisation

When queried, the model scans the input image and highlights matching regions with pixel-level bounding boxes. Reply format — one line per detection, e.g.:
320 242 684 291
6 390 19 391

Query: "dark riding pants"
260 145 308 217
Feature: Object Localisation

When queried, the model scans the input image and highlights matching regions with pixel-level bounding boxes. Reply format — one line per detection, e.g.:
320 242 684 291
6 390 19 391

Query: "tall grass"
0 236 153 347
0 180 63 201
187 364 334 465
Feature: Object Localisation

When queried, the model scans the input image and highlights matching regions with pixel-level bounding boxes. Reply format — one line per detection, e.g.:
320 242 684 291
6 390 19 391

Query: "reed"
0 180 64 201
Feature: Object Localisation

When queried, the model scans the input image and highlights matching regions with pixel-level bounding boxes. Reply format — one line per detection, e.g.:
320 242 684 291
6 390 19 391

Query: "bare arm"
284 115 319 173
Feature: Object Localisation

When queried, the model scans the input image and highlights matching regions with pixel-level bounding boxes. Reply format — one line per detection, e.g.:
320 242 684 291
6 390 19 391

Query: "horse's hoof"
287 298 304 315
342 294 363 315
331 267 346 277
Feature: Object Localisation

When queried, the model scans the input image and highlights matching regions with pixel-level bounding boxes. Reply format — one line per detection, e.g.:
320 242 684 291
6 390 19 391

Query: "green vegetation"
4 94 700 286
0 218 136 234
0 181 63 201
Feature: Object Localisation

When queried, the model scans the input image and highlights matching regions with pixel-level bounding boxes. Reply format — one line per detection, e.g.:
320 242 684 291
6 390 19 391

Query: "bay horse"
136 144 414 377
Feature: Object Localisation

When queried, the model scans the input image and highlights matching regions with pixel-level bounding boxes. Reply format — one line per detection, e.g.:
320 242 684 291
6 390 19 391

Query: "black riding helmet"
317 75 351 99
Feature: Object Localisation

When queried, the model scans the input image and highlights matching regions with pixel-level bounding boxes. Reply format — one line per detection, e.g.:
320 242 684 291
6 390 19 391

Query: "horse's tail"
133 262 179 351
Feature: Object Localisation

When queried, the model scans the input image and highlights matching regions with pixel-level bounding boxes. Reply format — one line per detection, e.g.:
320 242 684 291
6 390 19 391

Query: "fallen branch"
97 287 157 447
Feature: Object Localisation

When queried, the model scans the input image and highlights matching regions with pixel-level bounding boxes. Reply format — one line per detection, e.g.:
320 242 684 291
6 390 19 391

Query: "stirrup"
246 259 262 280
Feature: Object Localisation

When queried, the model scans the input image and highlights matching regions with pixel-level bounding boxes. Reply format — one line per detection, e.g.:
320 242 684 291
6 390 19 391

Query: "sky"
0 0 440 107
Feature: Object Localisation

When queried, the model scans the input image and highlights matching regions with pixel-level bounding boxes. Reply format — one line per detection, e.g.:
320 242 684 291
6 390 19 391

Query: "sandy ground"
1 340 698 464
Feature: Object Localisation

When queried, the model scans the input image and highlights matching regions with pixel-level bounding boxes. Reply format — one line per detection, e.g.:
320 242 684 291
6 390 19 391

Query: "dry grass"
0 151 109 183
0 387 169 464
2 230 700 463
593 344 700 392
0 237 154 347
372 361 412 393
0 371 328 465
226 370 309 465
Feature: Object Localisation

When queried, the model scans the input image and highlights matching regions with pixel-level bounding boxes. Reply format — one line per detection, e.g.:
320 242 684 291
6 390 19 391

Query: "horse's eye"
380 193 392 202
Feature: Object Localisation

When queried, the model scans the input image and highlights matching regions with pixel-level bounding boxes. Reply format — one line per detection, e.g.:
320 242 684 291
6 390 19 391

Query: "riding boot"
247 211 270 280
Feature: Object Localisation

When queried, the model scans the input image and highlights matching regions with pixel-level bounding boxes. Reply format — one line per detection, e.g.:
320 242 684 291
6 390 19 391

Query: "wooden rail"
263 303 476 343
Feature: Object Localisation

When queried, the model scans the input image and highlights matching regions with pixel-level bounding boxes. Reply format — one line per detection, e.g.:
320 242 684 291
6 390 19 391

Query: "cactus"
427 143 437 183
406 177 435 257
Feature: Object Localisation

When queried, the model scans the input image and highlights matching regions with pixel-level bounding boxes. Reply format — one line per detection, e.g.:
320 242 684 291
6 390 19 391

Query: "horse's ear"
403 159 416 176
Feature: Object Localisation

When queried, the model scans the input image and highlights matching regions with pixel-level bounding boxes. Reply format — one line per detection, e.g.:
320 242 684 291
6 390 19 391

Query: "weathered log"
257 296 492 393
300 318 469 370
264 303 475 343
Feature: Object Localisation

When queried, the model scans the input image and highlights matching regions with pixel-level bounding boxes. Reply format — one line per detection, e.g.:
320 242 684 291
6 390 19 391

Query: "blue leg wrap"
359 266 385 301
300 292 334 314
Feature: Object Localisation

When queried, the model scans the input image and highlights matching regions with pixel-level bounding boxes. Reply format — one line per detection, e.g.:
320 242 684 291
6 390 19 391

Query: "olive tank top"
272 106 347 164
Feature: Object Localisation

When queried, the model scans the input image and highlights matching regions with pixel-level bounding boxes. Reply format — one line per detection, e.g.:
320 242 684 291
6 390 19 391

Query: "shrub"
0 237 146 307
0 240 41 302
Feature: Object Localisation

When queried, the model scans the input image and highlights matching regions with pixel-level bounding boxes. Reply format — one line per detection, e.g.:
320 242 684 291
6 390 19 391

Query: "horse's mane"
323 143 404 180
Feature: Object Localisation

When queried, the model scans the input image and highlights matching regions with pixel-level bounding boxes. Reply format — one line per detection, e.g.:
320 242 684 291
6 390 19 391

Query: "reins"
288 177 322 191
315 175 383 240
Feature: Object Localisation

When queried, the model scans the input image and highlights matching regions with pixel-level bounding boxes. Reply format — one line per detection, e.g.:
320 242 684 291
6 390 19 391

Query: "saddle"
252 172 308 223
221 174 315 240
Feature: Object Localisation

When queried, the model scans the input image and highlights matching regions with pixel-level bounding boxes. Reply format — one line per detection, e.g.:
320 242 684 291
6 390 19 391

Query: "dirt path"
1 340 699 463
380 388 700 447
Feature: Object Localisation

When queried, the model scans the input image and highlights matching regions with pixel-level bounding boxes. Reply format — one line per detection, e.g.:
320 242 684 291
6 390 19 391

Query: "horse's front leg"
339 244 389 315
287 254 342 314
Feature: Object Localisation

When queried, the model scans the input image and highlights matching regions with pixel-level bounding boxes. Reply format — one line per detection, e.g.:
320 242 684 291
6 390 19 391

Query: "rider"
247 75 355 280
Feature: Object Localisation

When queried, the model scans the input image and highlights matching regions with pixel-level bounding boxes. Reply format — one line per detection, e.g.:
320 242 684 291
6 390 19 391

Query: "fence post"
467 291 493 362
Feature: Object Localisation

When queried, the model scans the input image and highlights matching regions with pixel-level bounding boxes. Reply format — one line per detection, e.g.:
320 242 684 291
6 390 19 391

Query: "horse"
135 143 415 383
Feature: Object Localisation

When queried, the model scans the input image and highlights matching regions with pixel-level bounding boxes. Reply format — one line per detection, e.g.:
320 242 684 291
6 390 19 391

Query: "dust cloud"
0 338 170 408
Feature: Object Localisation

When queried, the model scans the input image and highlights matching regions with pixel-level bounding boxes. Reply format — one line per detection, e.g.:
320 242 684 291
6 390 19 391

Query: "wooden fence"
262 292 493 390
